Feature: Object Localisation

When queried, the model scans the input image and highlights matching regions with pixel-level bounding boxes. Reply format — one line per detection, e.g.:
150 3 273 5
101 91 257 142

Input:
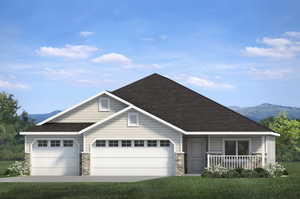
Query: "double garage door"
31 139 79 176
91 139 175 176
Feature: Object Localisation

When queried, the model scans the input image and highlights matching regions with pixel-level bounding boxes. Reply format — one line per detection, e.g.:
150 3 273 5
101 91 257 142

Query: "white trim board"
186 132 280 136
20 132 78 135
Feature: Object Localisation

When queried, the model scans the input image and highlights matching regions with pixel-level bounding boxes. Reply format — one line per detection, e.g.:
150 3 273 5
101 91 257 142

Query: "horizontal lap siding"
84 111 182 152
52 95 127 123
25 135 83 153
209 135 263 154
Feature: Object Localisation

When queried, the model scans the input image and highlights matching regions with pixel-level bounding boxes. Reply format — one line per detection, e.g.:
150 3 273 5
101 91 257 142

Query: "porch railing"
207 154 263 170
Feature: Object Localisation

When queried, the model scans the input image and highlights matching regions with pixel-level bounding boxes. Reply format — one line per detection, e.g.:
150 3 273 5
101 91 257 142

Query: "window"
50 140 60 147
96 140 106 147
134 140 144 147
122 140 131 147
128 112 139 126
37 140 48 147
63 140 73 147
160 140 170 147
224 140 249 155
98 97 110 111
147 140 157 147
108 140 119 147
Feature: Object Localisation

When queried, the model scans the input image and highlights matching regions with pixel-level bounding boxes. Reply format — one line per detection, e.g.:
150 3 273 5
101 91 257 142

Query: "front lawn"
0 162 299 199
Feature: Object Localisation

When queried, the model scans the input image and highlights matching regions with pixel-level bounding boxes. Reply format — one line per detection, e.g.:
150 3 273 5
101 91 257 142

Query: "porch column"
176 152 185 176
80 152 90 176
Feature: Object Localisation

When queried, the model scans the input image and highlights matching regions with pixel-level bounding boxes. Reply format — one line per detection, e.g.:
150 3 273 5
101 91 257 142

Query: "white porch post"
262 136 266 167
207 154 210 168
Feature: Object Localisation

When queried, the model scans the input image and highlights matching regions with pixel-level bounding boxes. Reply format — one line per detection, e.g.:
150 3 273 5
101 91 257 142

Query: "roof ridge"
112 73 162 93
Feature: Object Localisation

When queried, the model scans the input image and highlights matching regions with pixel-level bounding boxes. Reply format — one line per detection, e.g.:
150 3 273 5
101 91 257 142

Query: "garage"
91 139 175 176
31 139 79 176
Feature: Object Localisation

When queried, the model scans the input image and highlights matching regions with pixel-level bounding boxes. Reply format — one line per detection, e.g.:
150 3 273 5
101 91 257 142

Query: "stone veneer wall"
80 153 90 176
176 152 185 176
24 153 31 175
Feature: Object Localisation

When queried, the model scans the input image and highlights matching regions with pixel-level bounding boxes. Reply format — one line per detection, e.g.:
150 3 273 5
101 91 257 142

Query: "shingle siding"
84 110 182 153
52 94 127 123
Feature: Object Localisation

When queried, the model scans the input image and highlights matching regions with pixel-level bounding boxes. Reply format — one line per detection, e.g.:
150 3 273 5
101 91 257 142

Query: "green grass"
0 161 13 177
0 162 299 199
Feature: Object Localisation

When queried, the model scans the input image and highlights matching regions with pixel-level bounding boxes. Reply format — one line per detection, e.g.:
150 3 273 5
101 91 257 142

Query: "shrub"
234 168 245 174
240 169 257 178
225 170 240 178
5 161 29 176
266 162 287 177
254 168 271 178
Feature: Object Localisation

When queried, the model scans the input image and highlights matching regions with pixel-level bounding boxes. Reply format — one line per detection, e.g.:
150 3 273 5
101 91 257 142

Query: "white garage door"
91 140 175 176
31 139 79 176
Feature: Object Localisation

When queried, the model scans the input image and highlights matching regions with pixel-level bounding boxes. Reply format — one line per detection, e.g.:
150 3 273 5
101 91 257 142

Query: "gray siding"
209 135 264 154
52 94 127 123
25 135 83 153
266 136 276 164
84 109 182 152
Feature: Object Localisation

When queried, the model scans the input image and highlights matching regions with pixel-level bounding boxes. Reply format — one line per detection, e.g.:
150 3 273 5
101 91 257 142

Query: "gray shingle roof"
24 123 94 132
112 74 270 132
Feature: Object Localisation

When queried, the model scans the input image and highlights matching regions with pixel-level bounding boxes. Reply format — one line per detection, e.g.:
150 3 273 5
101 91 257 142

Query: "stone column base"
24 153 31 175
80 152 90 176
176 152 185 176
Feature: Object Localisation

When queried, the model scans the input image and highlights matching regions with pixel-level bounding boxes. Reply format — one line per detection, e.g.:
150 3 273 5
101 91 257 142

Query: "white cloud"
284 31 300 38
243 35 300 59
0 80 28 89
37 44 98 59
140 35 168 42
186 76 234 89
91 53 132 64
80 31 95 37
261 37 291 46
248 68 292 79
40 67 90 79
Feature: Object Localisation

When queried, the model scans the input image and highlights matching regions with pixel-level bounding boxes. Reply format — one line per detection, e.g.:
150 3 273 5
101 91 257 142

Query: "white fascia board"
19 132 78 135
37 91 131 125
186 131 280 136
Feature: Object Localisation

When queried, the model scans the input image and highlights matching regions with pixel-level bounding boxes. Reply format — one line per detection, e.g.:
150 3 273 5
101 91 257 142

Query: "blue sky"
1 0 300 113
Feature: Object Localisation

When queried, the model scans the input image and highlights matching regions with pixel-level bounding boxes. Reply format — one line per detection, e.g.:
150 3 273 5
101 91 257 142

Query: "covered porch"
182 134 275 174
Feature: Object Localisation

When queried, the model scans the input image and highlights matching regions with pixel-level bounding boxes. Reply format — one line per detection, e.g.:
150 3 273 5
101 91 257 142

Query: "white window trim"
128 112 139 127
89 138 177 153
223 138 251 155
98 97 110 112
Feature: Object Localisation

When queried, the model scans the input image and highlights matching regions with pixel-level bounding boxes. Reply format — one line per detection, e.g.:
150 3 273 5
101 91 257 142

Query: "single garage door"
91 139 175 176
31 139 79 176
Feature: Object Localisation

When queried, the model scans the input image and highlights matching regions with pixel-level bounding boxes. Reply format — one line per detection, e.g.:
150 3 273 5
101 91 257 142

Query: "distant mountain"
29 110 61 123
229 103 300 121
28 104 300 124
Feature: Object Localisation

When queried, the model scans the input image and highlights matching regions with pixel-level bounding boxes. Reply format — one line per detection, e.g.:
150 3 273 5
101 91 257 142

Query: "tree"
261 113 300 161
0 92 34 160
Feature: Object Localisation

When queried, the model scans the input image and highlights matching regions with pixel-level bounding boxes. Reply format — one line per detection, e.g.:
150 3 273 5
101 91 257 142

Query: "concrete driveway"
0 176 161 183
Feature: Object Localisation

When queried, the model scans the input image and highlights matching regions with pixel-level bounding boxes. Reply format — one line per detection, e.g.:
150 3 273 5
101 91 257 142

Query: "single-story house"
20 73 279 176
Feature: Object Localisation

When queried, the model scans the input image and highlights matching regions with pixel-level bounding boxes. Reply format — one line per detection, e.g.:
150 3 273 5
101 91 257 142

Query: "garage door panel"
92 157 173 167
32 157 77 167
31 167 77 176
